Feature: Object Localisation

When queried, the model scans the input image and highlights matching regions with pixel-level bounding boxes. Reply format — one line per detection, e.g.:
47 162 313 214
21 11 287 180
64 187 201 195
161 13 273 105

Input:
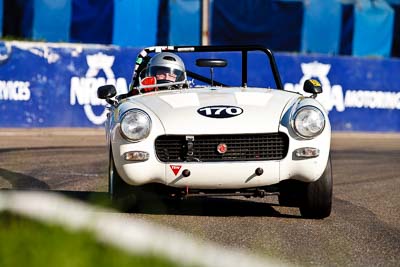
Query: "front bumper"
112 129 330 189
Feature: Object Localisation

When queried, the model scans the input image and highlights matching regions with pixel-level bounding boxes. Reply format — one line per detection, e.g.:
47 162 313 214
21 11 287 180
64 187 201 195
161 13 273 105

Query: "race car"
97 45 332 219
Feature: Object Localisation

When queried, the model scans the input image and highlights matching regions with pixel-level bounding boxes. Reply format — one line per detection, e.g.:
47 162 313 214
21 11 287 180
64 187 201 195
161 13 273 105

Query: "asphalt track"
0 129 399 266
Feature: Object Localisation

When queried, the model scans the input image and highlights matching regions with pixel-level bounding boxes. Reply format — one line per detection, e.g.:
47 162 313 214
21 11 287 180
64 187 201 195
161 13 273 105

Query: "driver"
144 52 187 90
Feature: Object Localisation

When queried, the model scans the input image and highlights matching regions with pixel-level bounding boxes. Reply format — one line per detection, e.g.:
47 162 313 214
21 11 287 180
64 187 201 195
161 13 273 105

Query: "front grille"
155 133 289 162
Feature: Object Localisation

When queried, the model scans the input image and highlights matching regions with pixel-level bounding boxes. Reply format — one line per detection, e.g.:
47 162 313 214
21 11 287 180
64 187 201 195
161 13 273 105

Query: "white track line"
0 191 288 267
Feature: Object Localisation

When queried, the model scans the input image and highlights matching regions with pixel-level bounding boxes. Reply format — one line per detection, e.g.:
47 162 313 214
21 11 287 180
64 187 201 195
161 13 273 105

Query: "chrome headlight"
120 110 151 141
292 106 325 138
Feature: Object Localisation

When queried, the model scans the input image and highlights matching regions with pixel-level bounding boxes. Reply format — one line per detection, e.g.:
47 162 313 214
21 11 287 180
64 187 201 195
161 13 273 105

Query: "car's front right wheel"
108 151 139 211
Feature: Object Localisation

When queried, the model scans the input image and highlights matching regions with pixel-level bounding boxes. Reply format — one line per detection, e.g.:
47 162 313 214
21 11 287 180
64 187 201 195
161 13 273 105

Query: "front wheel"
299 157 333 219
108 151 138 211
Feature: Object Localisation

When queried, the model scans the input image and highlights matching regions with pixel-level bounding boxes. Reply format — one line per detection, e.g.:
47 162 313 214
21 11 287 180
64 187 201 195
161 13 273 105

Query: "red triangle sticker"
170 165 182 176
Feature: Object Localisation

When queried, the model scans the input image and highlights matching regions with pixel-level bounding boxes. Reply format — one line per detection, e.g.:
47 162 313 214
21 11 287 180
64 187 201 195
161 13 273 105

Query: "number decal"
197 106 243 118
226 107 241 115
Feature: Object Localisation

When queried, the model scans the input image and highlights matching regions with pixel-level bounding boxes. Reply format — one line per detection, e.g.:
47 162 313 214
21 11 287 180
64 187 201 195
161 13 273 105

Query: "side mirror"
98 84 117 106
303 79 322 98
98 84 117 99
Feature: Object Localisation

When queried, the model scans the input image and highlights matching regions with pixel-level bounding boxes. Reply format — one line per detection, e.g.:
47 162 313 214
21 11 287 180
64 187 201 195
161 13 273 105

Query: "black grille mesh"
155 133 289 162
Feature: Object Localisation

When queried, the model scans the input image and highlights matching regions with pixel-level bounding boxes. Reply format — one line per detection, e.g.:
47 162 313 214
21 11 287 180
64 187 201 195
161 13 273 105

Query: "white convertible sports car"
98 45 332 219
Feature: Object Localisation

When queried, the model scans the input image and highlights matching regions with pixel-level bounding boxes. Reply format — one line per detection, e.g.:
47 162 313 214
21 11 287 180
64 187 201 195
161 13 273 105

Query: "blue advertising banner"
0 41 399 132
278 53 400 132
0 42 134 127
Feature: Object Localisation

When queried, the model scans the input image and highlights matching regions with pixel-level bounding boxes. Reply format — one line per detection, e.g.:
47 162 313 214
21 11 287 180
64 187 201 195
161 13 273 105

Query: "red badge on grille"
217 143 228 154
170 165 182 175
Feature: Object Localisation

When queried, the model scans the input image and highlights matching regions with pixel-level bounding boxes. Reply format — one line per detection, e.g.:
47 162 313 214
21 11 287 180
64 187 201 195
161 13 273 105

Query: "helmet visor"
149 66 185 82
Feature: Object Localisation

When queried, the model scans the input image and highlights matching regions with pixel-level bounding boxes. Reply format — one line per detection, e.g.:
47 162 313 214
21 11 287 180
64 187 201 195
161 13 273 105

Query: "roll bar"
131 45 283 90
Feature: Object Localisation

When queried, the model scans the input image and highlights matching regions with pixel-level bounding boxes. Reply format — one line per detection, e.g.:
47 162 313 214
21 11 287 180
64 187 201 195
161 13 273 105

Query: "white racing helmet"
146 52 187 84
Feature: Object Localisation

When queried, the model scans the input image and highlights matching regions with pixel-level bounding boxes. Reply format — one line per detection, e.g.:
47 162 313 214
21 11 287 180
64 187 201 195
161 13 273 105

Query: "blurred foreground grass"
0 212 181 267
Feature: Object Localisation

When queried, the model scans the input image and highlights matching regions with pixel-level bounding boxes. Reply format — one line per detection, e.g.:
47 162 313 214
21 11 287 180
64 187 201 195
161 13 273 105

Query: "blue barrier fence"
112 0 159 47
2 0 400 58
0 41 399 131
0 0 3 37
32 0 71 42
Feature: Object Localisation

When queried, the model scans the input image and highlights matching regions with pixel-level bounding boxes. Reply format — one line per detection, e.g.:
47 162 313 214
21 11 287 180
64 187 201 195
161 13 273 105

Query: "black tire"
108 151 138 211
278 179 302 208
108 151 178 212
299 157 333 219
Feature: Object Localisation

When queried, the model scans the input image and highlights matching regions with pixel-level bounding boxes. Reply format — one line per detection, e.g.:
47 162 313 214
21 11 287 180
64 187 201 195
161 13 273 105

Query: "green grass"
0 212 184 267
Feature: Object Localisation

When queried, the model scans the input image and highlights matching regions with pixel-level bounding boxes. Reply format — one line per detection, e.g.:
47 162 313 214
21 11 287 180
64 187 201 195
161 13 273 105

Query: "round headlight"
293 106 325 138
120 110 151 141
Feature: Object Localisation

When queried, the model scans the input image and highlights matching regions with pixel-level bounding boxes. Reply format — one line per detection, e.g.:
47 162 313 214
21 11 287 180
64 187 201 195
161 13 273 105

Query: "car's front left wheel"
279 157 333 219
299 157 333 219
